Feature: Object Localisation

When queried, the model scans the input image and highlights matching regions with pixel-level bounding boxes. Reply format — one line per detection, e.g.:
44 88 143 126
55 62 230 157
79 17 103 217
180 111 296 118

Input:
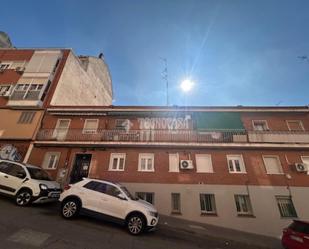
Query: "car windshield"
120 186 137 200
26 167 52 181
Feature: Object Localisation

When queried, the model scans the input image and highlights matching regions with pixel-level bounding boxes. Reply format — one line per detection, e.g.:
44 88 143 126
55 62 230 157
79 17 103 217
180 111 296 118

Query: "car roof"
0 159 40 169
84 178 121 187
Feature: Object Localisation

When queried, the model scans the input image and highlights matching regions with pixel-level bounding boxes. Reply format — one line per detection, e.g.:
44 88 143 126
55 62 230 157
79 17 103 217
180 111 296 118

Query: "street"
0 196 274 249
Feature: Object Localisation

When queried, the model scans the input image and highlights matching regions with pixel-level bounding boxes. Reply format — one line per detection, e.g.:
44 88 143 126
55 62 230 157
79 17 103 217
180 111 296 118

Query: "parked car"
282 220 309 249
60 178 159 235
0 159 61 206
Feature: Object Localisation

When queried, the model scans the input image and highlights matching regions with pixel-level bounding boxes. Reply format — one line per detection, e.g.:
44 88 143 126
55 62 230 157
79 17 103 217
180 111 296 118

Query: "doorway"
70 154 92 184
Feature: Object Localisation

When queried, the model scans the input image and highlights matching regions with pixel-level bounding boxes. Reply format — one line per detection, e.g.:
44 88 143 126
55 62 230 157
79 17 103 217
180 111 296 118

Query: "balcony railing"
36 129 248 143
10 90 41 100
36 129 309 144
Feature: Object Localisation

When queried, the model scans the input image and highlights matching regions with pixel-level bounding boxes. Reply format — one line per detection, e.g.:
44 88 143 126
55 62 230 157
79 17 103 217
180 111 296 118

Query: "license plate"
290 235 303 243
49 193 60 198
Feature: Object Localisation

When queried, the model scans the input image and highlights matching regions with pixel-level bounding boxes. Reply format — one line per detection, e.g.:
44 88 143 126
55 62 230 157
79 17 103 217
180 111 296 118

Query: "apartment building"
27 105 309 237
0 48 112 161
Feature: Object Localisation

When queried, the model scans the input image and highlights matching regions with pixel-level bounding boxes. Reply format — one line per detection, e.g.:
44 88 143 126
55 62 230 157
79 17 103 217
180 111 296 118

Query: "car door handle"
304 236 309 240
4 175 8 178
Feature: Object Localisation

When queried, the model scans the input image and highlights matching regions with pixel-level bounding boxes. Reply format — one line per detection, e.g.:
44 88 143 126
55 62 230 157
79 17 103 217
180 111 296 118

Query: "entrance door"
70 154 92 184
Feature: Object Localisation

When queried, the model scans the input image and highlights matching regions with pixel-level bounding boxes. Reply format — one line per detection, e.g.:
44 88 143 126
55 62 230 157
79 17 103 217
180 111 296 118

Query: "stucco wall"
123 183 309 238
0 109 44 139
50 52 112 106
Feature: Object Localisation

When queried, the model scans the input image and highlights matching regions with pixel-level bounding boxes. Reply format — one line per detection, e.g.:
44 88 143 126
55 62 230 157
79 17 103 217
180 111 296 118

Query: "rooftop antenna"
160 57 169 106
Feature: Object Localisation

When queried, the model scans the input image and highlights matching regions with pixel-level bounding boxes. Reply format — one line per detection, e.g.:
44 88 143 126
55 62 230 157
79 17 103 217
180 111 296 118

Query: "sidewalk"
158 215 282 249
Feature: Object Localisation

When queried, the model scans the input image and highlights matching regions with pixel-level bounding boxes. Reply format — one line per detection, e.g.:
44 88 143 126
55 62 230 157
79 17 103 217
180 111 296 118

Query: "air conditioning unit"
180 160 194 169
15 67 25 73
295 163 308 172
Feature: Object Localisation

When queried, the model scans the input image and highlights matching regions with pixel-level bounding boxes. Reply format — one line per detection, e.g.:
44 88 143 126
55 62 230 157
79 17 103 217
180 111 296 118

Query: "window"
136 192 154 204
53 119 71 140
0 85 12 96
0 162 12 174
115 119 127 130
276 196 297 218
82 119 99 134
288 221 309 234
171 193 181 213
138 153 154 172
200 194 216 214
263 156 283 174
18 111 35 124
109 153 126 171
83 181 121 198
169 153 179 172
252 120 269 131
234 195 253 215
42 152 60 170
286 120 304 131
227 155 246 173
196 154 213 173
0 63 11 70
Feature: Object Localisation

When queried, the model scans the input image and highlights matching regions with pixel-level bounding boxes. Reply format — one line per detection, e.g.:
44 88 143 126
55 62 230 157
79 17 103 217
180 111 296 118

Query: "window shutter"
263 156 283 174
169 154 179 172
196 154 213 173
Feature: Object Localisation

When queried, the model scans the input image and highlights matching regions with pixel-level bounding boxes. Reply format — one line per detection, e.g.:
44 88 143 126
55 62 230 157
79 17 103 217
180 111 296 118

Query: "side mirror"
117 193 127 201
16 172 26 179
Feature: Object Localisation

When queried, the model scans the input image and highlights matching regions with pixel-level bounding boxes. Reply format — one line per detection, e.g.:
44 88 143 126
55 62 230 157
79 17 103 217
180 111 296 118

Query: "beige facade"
50 52 113 106
123 183 309 238
0 109 44 139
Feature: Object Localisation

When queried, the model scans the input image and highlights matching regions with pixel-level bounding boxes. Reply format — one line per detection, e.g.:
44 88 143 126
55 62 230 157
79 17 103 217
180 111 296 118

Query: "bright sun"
180 79 194 92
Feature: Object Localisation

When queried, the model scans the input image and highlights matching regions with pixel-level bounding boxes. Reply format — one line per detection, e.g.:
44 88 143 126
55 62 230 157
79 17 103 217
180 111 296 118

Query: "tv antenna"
160 57 169 106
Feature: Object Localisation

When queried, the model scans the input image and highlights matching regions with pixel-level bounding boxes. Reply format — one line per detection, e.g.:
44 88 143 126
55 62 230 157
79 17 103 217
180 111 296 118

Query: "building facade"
27 105 309 238
0 48 113 162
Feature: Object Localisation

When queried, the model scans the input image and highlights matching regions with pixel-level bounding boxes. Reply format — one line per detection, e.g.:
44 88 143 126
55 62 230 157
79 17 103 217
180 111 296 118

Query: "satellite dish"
0 31 13 48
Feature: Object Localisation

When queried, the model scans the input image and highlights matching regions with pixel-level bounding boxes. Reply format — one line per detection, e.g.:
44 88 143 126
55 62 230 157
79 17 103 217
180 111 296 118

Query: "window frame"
168 153 179 172
82 119 99 134
276 196 298 218
0 62 12 70
171 193 181 214
108 153 126 171
195 154 213 173
138 153 154 172
262 155 284 175
252 120 269 131
42 152 61 170
226 155 246 174
136 192 155 204
0 85 12 96
286 120 305 131
17 111 36 124
234 194 254 216
200 193 217 214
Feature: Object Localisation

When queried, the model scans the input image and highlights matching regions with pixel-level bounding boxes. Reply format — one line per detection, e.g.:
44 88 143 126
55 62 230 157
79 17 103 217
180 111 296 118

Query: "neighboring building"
27 105 309 238
0 48 112 161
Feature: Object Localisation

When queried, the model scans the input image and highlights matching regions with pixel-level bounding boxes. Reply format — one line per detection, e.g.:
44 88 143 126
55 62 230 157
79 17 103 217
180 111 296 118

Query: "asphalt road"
0 196 272 249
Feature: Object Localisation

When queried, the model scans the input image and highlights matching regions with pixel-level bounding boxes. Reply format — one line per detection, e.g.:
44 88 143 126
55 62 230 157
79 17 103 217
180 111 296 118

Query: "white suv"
60 178 159 235
0 159 61 206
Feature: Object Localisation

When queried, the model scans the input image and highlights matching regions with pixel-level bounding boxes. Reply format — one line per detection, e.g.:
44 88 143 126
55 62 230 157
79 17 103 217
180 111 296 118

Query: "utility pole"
160 57 169 106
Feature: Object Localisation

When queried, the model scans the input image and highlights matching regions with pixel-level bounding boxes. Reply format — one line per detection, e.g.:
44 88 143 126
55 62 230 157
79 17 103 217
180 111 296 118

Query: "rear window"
289 221 309 234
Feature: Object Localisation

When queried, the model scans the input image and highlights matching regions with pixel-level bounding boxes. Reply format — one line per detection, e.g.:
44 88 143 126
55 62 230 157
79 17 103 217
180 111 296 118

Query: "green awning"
194 112 244 131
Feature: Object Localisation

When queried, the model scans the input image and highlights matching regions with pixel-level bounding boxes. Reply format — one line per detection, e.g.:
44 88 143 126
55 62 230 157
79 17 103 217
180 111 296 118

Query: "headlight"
39 184 48 190
147 211 157 217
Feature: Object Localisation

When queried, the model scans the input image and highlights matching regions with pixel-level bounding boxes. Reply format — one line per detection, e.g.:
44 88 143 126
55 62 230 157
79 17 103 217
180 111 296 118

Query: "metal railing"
36 129 248 143
10 90 41 100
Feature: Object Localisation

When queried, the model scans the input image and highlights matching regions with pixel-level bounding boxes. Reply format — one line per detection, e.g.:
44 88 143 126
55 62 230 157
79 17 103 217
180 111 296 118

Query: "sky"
1 0 309 106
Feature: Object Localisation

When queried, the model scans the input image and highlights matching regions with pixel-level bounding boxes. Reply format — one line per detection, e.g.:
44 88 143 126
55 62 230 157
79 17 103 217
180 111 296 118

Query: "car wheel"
61 199 80 219
127 214 145 235
15 189 32 206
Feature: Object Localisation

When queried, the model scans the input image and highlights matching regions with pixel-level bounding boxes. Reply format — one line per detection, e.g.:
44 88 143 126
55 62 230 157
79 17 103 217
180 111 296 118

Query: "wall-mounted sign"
138 116 191 130
0 144 21 161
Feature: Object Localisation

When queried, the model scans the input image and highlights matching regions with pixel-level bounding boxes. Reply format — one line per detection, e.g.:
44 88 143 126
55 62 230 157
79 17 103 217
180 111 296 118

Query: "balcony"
36 129 248 143
248 131 309 143
35 129 309 145
10 90 41 100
